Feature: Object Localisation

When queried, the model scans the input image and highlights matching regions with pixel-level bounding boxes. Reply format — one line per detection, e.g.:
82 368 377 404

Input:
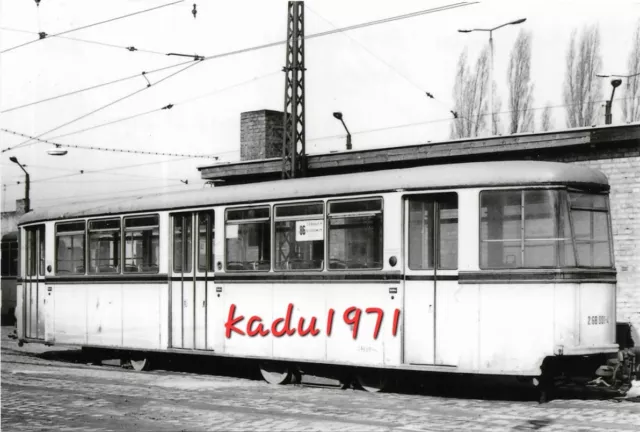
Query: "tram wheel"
130 356 150 372
259 362 292 385
355 370 387 393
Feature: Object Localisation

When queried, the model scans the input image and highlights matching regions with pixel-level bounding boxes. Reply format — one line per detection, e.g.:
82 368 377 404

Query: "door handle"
184 300 188 308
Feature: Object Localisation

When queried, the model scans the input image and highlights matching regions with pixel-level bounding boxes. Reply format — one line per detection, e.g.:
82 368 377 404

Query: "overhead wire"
0 59 193 114
307 95 640 143
304 3 473 126
1 128 219 159
46 70 282 142
0 0 184 54
2 59 202 153
0 26 166 56
3 1 475 115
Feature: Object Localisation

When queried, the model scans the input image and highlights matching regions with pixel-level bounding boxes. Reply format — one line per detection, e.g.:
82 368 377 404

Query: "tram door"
171 212 214 350
24 225 45 340
403 194 458 365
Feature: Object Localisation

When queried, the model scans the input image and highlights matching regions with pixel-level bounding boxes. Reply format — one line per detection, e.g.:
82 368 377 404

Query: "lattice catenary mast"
282 1 306 179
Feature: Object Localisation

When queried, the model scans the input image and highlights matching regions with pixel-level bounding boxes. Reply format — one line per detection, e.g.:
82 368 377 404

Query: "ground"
2 326 639 432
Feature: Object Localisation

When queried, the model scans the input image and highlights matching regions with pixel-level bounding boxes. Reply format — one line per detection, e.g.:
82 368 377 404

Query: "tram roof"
19 161 608 225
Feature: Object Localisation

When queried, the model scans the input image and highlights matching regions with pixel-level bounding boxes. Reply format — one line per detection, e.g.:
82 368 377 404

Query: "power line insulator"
34 0 41 7
38 32 47 40
451 110 458 119
426 92 434 99
192 3 197 19
162 104 174 110
126 46 138 52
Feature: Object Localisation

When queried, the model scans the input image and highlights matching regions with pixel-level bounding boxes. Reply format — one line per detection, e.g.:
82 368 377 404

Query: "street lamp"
9 156 30 213
332 112 352 150
604 79 623 125
458 18 527 135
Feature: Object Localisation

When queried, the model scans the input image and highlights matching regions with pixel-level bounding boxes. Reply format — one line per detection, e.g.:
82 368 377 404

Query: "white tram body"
16 161 618 378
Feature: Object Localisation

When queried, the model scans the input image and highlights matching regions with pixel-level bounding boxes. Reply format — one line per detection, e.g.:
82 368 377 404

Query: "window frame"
326 196 384 271
54 220 86 276
567 190 615 268
273 201 325 272
478 187 614 270
406 192 459 271
224 205 272 272
197 210 216 273
87 217 122 275
123 214 160 274
1 240 19 277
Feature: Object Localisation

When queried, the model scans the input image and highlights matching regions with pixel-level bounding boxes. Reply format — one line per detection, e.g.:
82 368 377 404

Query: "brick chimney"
240 110 284 161
15 199 28 216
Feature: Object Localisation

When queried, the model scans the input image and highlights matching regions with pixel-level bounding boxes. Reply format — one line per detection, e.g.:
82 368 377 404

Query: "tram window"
274 202 324 271
56 222 86 274
408 194 458 270
26 229 37 276
1 242 18 276
480 190 576 269
328 198 383 270
173 214 192 273
88 219 121 274
569 193 613 267
38 228 45 276
225 207 270 271
197 211 215 272
124 215 159 273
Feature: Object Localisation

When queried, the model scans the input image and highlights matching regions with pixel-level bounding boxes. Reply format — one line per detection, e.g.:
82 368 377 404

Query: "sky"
0 0 638 213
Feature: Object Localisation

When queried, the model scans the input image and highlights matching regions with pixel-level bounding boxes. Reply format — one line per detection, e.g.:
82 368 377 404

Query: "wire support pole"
282 1 306 180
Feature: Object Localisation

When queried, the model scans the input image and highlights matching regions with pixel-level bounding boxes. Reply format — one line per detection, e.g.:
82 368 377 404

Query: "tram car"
1 231 19 325
15 161 619 394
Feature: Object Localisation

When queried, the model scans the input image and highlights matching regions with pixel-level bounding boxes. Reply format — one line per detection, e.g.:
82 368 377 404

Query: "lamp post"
603 79 623 125
9 156 30 213
332 112 352 150
458 18 527 135
598 72 639 124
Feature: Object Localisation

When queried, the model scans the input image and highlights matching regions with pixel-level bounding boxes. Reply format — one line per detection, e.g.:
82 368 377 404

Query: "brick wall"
240 110 284 161
539 145 640 330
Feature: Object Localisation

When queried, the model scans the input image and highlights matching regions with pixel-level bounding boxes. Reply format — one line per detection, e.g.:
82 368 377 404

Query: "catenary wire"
1 2 477 155
0 128 219 159
0 26 167 56
307 95 640 143
47 71 281 141
0 0 184 54
304 4 474 126
2 60 202 153
1 2 474 114
0 59 193 114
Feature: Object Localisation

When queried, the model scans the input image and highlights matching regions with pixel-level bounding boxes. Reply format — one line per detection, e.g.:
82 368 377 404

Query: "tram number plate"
587 315 609 325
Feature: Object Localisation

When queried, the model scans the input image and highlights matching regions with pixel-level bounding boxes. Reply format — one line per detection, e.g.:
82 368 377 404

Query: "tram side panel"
50 282 165 349
217 281 402 366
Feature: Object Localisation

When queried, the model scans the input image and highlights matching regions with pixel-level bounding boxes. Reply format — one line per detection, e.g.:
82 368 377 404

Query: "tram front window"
480 189 612 269
569 193 613 267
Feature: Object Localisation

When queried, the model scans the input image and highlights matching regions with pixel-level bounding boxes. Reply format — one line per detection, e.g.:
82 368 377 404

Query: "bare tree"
507 30 534 133
623 19 640 123
492 82 502 135
563 25 603 127
540 104 553 132
450 47 490 139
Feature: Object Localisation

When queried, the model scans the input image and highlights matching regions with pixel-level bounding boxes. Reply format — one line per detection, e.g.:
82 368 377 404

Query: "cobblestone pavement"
2 327 639 431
